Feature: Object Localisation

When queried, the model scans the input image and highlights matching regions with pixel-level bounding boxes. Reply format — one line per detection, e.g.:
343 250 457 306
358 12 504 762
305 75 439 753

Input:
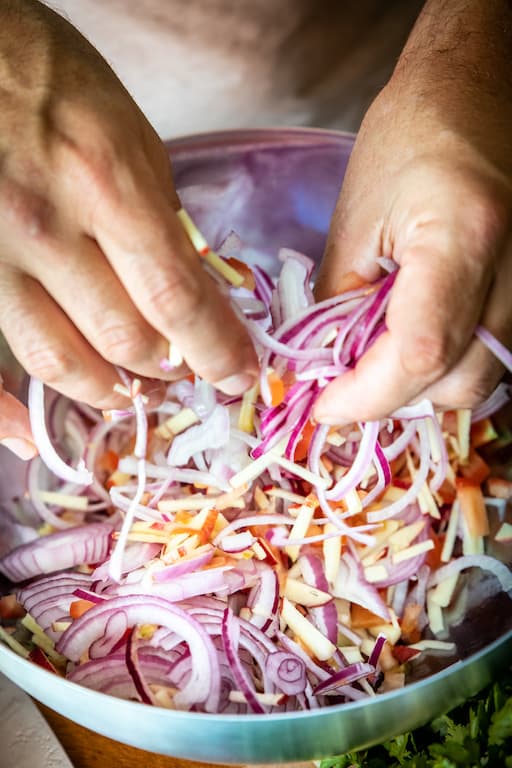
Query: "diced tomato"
29 647 59 674
267 372 285 407
350 604 385 629
391 645 421 664
456 479 490 537
293 420 316 462
69 599 95 619
458 448 491 485
425 531 445 570
96 449 119 475
392 478 411 491
400 602 422 644
198 509 219 545
436 479 457 505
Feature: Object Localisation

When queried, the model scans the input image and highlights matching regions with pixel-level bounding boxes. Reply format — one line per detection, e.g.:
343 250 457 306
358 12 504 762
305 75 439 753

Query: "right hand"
0 0 257 419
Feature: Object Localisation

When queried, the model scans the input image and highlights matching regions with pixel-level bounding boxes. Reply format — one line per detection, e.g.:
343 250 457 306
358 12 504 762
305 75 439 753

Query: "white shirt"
50 0 424 139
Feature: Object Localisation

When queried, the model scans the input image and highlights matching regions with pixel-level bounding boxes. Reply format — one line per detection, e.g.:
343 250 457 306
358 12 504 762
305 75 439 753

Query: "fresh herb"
320 667 512 768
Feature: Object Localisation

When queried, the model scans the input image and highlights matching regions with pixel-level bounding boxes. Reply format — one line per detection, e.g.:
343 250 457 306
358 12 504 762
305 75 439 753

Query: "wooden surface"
38 704 313 768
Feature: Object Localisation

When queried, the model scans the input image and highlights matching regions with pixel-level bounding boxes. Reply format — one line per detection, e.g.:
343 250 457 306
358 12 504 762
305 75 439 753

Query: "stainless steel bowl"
0 128 511 764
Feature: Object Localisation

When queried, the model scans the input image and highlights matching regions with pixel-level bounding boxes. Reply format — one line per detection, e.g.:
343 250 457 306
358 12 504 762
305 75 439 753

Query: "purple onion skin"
0 523 113 583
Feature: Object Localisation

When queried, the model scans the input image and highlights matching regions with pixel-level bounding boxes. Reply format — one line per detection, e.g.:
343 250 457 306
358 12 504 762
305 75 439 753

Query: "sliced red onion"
57 594 221 711
114 567 230 601
221 606 265 714
126 628 155 705
152 546 215 582
265 650 307 696
326 421 380 501
333 549 390 621
471 382 511 422
220 532 256 553
28 378 93 486
299 554 338 644
277 249 314 323
167 404 230 466
427 554 512 594
246 562 279 633
313 662 375 695
367 420 431 523
476 325 512 372
0 522 113 582
72 587 107 604
213 514 296 545
368 633 387 668
26 458 78 529
17 572 93 609
192 377 217 419
109 375 148 583
92 543 162 581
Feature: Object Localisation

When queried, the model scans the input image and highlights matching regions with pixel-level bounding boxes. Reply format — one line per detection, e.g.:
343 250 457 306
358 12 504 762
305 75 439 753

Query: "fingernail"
215 373 255 396
0 437 38 460
313 400 352 427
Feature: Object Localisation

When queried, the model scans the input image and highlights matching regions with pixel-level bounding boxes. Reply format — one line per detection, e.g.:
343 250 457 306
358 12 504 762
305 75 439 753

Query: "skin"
0 0 258 435
1 0 512 456
313 0 512 423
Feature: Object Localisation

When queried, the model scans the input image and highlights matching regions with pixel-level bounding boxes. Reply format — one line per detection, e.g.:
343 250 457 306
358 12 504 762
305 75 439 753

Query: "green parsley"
320 667 512 768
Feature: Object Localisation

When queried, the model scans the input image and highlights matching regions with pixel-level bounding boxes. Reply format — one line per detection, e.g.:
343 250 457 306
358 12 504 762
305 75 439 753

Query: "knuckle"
23 344 78 385
451 373 500 410
463 190 508 246
94 321 149 367
56 129 120 206
0 179 54 245
145 269 204 329
401 332 452 379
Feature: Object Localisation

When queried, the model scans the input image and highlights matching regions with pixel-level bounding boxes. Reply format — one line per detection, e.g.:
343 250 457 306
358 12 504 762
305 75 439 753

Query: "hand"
0 1 257 414
0 375 36 460
313 0 512 423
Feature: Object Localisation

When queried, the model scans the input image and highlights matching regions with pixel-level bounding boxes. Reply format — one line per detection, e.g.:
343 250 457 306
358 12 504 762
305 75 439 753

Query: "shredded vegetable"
1 213 511 715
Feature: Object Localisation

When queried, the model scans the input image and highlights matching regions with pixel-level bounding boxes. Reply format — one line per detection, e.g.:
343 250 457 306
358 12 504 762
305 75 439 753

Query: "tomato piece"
69 599 95 619
455 479 490 537
458 448 490 485
293 420 316 462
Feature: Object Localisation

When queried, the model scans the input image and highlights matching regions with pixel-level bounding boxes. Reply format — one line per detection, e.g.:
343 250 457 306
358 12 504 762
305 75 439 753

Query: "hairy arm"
314 0 512 422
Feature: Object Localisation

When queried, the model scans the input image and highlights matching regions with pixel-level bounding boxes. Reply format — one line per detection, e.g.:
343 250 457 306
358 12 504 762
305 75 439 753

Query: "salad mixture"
0 212 511 715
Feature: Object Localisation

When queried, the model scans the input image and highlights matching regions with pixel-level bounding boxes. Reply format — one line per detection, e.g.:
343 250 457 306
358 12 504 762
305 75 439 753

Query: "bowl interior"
0 128 511 764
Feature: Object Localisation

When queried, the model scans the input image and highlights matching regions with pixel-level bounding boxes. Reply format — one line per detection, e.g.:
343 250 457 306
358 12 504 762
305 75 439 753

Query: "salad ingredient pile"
0 214 511 715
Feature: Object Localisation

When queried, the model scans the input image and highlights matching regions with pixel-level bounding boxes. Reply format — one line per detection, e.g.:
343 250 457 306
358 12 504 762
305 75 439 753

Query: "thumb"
0 378 37 460
314 193 384 301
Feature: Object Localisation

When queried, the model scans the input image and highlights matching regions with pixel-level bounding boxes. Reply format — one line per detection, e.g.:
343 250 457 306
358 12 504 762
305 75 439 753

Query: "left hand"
313 0 512 424
0 375 36 460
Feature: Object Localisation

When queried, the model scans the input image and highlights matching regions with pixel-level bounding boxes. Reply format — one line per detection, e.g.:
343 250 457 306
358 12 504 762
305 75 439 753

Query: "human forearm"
314 0 512 423
389 0 512 167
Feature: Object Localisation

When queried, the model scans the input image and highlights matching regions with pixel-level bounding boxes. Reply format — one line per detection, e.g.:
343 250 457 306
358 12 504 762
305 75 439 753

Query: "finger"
20 232 172 380
314 147 385 302
0 376 36 460
313 238 491 423
88 175 258 395
0 267 137 408
418 253 512 408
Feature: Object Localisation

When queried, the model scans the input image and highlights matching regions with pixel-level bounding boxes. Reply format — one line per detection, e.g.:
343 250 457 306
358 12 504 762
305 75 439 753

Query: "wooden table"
38 704 313 768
